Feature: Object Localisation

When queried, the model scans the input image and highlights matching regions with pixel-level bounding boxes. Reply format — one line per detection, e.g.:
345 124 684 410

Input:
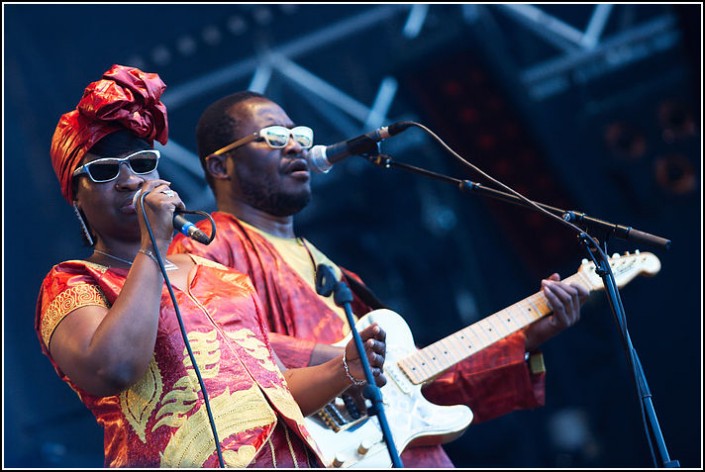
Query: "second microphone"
307 121 413 173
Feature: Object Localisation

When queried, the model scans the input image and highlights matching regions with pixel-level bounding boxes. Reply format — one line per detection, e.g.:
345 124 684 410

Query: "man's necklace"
93 249 178 271
297 238 319 284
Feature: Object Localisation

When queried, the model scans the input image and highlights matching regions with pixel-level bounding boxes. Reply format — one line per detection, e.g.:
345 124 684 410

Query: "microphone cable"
138 190 225 468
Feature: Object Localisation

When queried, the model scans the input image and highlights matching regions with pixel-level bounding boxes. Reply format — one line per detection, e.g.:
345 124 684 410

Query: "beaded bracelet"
342 352 366 386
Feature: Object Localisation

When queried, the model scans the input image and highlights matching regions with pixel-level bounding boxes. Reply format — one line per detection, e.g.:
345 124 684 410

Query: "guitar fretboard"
398 272 590 385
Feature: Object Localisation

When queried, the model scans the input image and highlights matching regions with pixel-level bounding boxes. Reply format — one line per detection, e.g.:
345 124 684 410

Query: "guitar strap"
341 268 388 310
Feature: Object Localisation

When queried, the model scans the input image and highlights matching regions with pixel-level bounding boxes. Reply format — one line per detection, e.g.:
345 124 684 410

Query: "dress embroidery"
223 444 258 468
182 329 221 378
227 329 279 373
120 357 163 443
41 283 108 349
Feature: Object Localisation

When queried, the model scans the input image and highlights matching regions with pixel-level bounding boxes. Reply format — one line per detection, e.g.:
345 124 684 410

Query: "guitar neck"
398 271 591 385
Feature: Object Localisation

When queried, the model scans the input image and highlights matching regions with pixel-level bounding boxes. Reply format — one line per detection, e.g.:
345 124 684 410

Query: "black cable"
138 191 225 468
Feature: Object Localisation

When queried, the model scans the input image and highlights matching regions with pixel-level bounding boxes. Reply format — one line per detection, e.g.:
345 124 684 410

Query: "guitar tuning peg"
582 258 589 265
634 249 640 254
611 253 621 259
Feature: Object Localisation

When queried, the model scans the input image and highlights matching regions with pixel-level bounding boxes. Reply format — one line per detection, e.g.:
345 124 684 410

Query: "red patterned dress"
36 255 325 467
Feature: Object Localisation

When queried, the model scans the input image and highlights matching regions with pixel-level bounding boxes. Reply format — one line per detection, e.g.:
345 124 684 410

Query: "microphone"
132 189 211 244
307 121 412 173
173 212 211 245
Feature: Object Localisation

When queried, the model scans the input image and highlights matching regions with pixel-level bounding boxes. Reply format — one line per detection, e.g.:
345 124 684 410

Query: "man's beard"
239 176 312 217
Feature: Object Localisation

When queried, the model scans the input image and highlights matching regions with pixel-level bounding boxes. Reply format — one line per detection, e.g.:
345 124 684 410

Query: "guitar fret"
473 320 495 348
430 329 472 376
506 303 525 325
453 328 477 358
432 339 456 370
517 299 540 323
420 347 443 378
445 333 465 362
408 349 436 381
484 315 508 338
465 327 492 358
463 326 481 353
495 308 520 335
400 351 422 381
436 342 458 375
420 348 440 379
433 341 454 374
526 295 549 320
398 355 420 383
424 342 447 375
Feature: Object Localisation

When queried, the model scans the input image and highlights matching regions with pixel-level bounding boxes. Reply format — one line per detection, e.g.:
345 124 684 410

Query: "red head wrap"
50 64 169 203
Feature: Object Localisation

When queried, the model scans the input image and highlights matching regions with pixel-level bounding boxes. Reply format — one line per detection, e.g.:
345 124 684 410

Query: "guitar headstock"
578 251 661 291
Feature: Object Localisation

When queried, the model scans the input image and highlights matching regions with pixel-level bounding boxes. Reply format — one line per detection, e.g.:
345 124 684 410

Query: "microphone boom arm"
368 154 671 250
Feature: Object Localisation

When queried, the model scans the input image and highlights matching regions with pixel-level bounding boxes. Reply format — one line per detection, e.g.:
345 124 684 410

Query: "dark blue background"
4 4 701 468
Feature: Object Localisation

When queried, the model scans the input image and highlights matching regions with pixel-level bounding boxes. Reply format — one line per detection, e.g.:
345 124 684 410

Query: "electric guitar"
305 251 661 468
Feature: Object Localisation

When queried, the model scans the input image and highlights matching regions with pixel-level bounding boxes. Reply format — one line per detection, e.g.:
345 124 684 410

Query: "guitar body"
304 309 473 468
304 252 660 468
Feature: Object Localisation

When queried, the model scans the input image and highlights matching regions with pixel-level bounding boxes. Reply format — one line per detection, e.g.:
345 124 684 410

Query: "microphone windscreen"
306 146 332 174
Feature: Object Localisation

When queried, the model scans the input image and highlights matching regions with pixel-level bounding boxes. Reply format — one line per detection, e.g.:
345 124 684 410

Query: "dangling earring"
73 202 95 247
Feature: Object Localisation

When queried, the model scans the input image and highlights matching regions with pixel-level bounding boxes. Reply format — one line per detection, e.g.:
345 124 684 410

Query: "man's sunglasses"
207 125 314 159
72 150 160 183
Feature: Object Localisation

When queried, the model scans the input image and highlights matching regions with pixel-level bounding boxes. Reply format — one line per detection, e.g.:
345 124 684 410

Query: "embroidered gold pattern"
152 376 199 431
41 284 108 348
153 330 219 431
119 357 163 443
160 386 277 467
182 330 221 379
227 329 279 373
222 445 258 468
263 386 306 424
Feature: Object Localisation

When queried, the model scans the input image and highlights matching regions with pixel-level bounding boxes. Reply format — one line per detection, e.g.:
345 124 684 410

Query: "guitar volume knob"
332 454 347 468
358 439 373 455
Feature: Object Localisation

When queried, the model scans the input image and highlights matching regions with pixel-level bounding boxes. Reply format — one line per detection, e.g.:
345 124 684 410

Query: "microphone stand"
364 151 678 468
315 264 404 468
367 153 670 250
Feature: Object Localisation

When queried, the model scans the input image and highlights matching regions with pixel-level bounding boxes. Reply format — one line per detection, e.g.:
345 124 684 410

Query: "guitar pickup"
315 399 369 433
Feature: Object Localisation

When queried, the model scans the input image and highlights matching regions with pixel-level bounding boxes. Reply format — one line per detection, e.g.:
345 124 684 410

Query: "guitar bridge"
314 397 368 432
